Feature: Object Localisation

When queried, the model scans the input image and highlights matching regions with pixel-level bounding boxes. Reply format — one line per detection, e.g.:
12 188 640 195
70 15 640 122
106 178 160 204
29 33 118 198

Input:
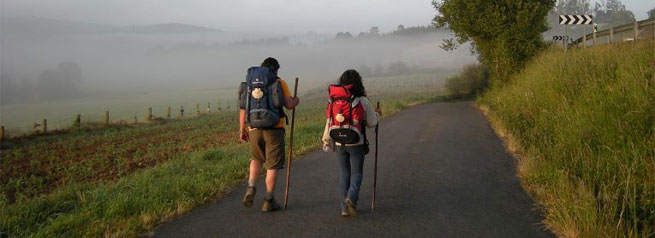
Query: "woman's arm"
322 119 332 145
362 97 380 128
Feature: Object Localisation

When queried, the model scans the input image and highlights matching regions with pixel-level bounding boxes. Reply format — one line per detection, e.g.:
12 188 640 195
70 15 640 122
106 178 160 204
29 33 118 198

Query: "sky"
0 0 437 34
1 0 653 34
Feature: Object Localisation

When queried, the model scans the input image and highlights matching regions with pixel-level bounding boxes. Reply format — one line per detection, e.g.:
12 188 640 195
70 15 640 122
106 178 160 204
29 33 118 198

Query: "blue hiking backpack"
238 66 285 128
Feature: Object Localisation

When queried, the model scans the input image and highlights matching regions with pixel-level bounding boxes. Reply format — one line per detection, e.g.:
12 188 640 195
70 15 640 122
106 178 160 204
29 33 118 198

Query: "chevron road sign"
552 36 569 41
559 15 593 24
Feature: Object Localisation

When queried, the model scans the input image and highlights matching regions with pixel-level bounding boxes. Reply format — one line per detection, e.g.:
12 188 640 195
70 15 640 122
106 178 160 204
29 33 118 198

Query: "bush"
445 64 489 99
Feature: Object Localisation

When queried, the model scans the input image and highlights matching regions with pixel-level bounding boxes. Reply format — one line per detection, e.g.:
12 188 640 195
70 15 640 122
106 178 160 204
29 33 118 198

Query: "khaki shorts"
248 129 286 170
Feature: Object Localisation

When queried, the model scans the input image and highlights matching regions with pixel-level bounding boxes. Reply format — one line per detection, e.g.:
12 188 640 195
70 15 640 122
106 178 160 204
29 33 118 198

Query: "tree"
369 26 380 37
649 6 655 19
387 61 410 75
1 73 17 104
335 32 352 39
373 62 384 75
397 25 406 32
37 62 84 100
357 65 373 76
433 0 555 85
1 73 36 105
593 0 635 26
556 0 591 15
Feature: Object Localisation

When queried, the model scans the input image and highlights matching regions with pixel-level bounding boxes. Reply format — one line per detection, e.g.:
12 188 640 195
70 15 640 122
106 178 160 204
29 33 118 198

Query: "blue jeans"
336 145 365 211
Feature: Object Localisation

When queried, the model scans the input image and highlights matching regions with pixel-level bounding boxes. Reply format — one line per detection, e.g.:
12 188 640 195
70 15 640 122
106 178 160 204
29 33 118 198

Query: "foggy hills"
0 16 221 35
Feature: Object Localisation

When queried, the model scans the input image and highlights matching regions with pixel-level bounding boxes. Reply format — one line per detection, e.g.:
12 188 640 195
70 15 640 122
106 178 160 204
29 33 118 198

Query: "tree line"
335 25 440 40
1 62 84 105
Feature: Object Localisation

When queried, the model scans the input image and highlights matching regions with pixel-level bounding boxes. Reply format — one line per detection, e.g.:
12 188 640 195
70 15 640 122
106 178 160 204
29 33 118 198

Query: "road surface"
155 102 553 238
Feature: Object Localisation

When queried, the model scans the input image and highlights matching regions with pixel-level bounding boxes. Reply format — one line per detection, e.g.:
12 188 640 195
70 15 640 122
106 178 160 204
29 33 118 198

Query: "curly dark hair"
261 57 280 75
338 69 366 97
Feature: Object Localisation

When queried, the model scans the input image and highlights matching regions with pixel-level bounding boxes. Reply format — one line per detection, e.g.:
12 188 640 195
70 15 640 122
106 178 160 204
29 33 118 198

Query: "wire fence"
0 100 239 140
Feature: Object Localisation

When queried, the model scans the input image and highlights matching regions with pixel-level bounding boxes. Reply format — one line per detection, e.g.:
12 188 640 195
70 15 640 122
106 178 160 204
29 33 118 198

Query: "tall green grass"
479 41 655 237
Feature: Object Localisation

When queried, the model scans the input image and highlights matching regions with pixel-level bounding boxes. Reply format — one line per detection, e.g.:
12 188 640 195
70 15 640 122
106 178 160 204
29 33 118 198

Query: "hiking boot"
345 199 357 216
341 210 350 217
242 186 256 208
261 197 281 213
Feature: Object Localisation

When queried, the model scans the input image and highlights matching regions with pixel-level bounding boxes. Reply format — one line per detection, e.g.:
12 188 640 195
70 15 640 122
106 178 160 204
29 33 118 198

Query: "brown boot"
261 197 281 212
345 198 357 216
242 186 256 208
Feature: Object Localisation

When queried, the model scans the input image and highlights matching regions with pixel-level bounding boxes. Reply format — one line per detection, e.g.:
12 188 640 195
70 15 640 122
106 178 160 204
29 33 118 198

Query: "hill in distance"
0 16 221 35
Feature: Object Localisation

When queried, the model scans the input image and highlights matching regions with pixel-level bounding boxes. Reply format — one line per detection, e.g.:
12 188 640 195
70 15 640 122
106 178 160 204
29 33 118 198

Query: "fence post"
75 114 81 128
180 106 184 117
207 102 211 113
610 28 614 44
593 29 596 46
105 111 110 125
147 107 153 121
1 125 5 140
583 25 587 48
42 119 47 134
134 115 138 124
167 106 171 119
633 21 638 43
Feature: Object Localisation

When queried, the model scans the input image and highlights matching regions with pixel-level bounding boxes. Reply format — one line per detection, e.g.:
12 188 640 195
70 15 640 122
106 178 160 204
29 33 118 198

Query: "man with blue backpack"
238 57 300 212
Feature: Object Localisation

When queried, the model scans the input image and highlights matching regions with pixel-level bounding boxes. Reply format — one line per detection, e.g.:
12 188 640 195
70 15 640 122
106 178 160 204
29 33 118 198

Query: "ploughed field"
1 112 239 202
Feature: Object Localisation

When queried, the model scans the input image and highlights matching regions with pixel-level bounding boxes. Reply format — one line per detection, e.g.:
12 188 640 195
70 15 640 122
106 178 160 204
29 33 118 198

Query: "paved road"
155 102 553 238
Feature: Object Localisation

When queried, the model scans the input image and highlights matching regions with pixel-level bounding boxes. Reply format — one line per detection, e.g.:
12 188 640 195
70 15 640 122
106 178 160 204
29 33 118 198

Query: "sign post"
559 14 593 50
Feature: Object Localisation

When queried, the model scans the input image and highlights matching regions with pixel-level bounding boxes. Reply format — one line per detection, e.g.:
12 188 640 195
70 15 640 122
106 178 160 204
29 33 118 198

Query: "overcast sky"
1 0 653 34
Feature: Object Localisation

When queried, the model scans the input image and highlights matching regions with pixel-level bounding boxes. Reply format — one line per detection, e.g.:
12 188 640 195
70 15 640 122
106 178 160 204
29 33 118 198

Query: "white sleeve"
322 119 332 144
361 97 379 128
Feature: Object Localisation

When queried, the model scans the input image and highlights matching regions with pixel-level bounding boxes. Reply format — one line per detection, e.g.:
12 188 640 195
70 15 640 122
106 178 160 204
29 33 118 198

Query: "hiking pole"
372 101 380 212
284 77 299 210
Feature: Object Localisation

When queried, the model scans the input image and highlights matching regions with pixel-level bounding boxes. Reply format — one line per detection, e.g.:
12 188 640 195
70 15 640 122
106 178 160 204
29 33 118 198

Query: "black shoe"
242 186 256 208
345 199 357 216
262 197 281 212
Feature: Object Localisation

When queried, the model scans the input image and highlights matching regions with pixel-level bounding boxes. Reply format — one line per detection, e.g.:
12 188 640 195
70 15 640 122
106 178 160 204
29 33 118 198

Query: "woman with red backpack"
322 69 381 217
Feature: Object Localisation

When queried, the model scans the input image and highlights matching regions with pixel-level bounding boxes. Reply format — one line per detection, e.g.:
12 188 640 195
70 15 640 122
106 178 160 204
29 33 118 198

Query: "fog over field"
0 1 477 132
1 17 473 96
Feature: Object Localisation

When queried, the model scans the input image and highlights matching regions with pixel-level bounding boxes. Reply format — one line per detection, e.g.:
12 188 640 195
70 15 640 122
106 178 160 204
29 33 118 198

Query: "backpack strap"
245 85 252 125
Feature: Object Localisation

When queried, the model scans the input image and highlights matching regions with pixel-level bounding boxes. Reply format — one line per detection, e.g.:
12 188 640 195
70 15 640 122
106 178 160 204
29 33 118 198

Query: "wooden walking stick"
284 77 299 210
372 101 380 212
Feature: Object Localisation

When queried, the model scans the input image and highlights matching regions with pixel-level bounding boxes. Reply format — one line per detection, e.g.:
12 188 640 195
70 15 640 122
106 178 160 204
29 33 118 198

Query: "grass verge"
479 41 655 237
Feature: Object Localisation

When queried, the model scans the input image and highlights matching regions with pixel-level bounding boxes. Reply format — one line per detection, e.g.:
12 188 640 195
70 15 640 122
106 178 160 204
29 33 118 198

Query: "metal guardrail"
572 18 655 47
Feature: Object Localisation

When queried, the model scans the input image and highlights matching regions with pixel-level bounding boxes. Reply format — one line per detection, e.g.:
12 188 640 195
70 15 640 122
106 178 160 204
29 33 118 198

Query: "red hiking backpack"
326 84 366 145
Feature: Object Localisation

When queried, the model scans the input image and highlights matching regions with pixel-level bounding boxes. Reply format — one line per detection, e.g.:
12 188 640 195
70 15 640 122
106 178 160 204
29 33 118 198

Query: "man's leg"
261 129 284 212
249 160 263 186
265 169 277 197
243 129 265 208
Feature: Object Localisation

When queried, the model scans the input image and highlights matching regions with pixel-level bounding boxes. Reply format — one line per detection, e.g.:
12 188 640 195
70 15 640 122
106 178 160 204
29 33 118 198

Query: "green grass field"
479 41 655 237
0 87 238 136
0 72 449 237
